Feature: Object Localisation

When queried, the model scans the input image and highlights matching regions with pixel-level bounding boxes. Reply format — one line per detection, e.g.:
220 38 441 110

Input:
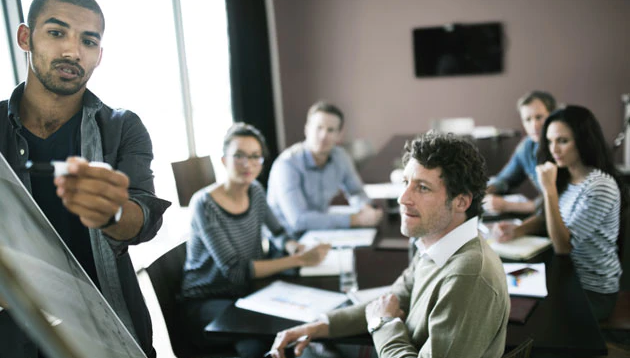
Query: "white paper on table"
234 281 349 322
300 249 342 276
364 183 405 199
503 263 548 298
299 228 377 248
347 285 392 305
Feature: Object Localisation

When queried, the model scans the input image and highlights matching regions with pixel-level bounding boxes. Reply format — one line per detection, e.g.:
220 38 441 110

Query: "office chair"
600 291 630 331
172 156 216 207
144 241 237 358
144 241 196 357
502 338 533 358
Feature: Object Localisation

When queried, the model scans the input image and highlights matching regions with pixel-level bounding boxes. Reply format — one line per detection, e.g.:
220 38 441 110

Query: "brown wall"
272 0 630 156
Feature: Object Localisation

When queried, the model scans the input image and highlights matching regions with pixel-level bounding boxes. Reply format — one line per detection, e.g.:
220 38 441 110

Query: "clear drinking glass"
338 246 358 293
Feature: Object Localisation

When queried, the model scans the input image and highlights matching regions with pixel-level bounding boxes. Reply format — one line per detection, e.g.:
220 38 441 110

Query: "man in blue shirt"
484 91 556 214
267 101 382 236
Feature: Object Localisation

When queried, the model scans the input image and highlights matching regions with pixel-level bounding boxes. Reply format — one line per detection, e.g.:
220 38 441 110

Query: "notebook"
509 297 539 324
489 236 552 260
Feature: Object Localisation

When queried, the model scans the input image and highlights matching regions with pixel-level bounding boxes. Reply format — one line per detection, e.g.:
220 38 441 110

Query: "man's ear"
454 193 472 213
17 24 31 52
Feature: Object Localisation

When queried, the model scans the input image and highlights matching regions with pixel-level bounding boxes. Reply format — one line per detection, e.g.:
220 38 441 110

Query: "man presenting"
0 0 170 356
269 132 509 358
267 101 382 236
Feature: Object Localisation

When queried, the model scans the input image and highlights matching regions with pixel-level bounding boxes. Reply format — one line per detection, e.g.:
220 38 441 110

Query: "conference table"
205 213 608 357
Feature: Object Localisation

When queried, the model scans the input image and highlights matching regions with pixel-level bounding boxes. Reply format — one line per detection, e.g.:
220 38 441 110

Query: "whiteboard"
0 153 145 358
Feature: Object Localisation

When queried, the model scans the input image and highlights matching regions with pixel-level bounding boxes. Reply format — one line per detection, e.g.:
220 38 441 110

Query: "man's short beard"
30 33 86 96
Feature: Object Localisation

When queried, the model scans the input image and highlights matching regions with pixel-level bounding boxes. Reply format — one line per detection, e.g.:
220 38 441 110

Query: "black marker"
21 160 112 177
22 161 70 177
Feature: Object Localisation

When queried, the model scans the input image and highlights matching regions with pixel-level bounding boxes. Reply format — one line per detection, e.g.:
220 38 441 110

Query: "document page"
235 281 349 322
503 263 548 297
299 228 377 248
300 249 342 276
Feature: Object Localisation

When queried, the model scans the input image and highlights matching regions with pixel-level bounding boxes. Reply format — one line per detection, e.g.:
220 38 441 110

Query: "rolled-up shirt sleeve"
102 111 170 252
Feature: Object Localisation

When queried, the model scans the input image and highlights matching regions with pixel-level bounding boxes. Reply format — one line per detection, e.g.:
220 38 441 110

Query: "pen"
21 160 112 177
263 335 309 357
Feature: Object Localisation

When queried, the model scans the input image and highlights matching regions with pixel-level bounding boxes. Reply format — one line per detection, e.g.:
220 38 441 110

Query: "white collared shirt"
414 217 479 267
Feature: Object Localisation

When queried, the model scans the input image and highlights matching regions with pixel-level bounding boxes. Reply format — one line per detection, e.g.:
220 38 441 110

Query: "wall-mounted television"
413 22 504 78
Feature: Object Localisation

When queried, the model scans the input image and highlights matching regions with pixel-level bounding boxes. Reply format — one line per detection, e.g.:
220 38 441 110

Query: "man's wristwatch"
99 206 123 229
367 316 396 335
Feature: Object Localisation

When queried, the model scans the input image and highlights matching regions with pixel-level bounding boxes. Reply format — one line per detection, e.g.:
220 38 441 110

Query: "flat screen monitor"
413 22 504 78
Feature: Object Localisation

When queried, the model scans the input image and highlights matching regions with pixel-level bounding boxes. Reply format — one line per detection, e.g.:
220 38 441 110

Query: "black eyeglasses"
232 153 264 165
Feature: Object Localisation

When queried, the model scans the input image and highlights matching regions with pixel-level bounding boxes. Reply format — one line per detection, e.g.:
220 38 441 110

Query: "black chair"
503 338 533 358
144 241 196 357
144 241 237 358
171 156 216 207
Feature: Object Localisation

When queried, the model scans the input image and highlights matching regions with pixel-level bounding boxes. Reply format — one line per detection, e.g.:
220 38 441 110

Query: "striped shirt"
559 169 622 294
181 181 289 299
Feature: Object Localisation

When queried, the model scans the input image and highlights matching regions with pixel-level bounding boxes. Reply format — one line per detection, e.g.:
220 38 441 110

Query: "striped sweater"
181 181 288 299
559 169 622 294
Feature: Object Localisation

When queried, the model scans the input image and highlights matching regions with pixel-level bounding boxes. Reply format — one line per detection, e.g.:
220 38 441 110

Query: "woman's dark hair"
222 122 269 158
537 105 628 207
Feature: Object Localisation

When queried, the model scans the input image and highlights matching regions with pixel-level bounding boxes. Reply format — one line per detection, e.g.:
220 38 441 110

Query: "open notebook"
489 236 552 260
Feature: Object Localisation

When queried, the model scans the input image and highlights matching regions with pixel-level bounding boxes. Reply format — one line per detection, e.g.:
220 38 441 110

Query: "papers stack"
299 229 377 248
235 281 348 322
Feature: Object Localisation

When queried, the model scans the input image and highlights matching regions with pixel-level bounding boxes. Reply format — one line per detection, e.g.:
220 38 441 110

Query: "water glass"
338 246 358 293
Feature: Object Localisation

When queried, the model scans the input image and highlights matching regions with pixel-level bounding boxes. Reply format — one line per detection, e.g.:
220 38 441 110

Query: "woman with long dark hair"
495 105 625 320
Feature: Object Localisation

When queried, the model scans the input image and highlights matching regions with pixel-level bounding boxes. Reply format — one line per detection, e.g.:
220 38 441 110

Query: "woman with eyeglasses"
494 105 626 320
180 123 330 357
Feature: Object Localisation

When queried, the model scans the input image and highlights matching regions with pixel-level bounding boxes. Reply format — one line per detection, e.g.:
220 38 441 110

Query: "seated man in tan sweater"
268 132 510 358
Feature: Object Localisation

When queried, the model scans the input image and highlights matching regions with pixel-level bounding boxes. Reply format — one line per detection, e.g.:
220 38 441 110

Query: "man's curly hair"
402 132 488 219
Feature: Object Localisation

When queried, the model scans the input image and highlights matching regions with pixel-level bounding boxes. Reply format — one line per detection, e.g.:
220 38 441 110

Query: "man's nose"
398 185 412 206
61 36 81 61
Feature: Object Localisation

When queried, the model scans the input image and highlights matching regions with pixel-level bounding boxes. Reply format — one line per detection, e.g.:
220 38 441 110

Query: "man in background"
0 0 170 356
267 100 382 237
484 91 557 214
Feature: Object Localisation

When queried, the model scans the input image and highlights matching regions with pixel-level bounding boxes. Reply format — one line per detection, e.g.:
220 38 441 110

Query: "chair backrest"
503 338 533 358
145 241 193 357
172 156 216 207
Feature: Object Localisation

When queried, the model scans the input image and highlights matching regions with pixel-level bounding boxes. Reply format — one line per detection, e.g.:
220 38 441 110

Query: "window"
0 2 17 98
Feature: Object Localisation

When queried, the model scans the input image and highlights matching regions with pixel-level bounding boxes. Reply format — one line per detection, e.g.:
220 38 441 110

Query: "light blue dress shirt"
267 142 370 236
488 137 540 193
